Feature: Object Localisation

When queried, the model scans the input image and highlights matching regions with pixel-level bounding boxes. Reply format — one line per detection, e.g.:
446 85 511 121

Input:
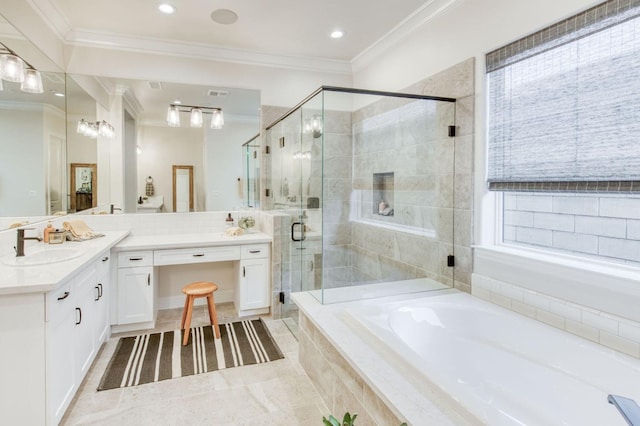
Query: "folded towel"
63 219 104 241
224 226 244 237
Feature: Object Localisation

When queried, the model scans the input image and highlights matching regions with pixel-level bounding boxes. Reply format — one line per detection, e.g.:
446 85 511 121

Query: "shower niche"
373 172 394 216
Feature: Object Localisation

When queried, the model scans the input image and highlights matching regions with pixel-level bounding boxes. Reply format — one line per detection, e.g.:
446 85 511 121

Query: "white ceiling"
49 0 431 62
5 0 437 123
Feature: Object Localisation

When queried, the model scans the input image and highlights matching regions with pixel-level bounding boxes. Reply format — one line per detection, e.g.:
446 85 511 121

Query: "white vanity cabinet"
46 249 112 425
116 251 156 326
237 244 270 316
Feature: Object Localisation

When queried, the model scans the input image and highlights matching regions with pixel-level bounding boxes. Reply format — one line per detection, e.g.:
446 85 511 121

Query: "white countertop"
114 231 271 251
0 231 129 296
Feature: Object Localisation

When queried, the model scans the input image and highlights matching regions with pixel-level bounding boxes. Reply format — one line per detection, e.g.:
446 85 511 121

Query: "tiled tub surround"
295 286 640 425
473 246 640 359
293 286 479 426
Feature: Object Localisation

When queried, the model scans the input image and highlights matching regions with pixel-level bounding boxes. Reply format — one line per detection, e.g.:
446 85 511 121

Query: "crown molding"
27 0 72 41
65 28 354 75
351 0 460 72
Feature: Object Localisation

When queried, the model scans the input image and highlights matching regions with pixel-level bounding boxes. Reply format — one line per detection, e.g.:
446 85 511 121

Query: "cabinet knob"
129 257 143 261
102 256 109 262
249 249 261 254
75 307 82 325
57 291 70 301
192 253 205 257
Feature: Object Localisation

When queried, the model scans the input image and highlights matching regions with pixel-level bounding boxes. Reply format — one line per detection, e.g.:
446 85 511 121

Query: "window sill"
473 244 640 323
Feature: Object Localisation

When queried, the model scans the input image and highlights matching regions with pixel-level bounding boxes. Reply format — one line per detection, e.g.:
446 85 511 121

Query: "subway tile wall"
503 193 640 265
472 273 640 359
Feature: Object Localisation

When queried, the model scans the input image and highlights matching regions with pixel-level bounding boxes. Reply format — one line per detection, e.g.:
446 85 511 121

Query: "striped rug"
97 319 283 390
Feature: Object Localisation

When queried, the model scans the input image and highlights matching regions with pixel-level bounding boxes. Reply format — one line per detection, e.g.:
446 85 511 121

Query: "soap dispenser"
225 213 235 228
43 221 53 243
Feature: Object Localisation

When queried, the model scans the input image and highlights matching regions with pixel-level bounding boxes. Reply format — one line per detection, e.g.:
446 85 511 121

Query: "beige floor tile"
61 309 326 426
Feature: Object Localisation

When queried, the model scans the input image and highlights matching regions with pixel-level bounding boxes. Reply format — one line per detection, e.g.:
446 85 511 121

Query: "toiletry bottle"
43 221 53 243
378 200 386 214
226 213 235 228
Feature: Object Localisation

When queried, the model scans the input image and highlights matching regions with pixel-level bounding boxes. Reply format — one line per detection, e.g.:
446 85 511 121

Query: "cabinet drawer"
241 244 269 259
154 245 241 266
117 251 153 267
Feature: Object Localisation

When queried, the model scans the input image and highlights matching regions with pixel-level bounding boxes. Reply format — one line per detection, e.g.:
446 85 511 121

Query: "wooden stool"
180 281 221 346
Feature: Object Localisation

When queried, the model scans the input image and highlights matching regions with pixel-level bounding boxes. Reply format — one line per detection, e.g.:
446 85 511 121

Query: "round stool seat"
182 281 218 296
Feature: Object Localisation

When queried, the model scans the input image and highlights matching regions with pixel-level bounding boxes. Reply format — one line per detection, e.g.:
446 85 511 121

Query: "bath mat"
97 319 283 390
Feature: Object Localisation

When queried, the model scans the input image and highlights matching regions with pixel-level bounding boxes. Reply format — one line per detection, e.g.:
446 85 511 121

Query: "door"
173 165 193 212
271 92 323 325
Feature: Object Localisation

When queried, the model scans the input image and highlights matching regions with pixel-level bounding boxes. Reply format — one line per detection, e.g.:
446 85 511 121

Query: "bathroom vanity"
0 229 272 425
111 232 271 332
0 231 128 426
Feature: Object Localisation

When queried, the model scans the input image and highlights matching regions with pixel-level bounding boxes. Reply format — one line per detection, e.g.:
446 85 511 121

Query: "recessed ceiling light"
157 3 176 14
211 9 238 25
173 99 182 104
52 91 65 97
330 30 344 39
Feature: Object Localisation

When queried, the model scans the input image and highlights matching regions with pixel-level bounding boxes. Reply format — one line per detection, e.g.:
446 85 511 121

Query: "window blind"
487 0 640 192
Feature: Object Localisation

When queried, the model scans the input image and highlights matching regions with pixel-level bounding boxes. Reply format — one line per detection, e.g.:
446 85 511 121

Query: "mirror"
0 11 261 229
0 14 66 230
81 76 261 214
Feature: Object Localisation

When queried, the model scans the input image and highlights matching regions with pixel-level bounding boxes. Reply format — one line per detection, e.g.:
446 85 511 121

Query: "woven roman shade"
487 0 640 192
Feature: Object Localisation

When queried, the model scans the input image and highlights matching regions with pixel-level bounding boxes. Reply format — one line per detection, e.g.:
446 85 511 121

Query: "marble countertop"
114 231 271 251
0 230 129 296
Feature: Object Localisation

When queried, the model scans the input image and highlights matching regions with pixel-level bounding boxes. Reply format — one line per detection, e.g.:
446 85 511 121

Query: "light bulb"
167 105 180 127
1 54 24 82
190 108 203 127
20 69 43 93
210 109 224 129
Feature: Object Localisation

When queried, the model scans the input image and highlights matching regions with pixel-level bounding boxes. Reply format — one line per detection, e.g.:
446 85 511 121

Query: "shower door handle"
291 222 306 242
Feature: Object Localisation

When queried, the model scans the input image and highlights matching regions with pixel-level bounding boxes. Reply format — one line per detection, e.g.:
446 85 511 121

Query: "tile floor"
61 303 329 425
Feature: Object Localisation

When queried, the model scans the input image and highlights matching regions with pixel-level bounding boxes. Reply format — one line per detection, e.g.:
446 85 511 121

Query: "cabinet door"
95 254 111 344
239 258 270 310
95 275 109 345
117 267 153 324
48 301 76 425
75 275 96 380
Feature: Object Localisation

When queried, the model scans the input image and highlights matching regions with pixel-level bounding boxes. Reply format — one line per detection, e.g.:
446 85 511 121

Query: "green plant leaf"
322 415 340 426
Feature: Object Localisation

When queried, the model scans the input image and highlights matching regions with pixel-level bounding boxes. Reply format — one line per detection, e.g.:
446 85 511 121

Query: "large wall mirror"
71 75 261 215
0 15 66 230
0 12 261 230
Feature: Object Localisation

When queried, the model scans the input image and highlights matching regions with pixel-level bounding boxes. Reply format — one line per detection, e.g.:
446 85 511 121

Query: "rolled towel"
63 219 103 240
224 226 244 237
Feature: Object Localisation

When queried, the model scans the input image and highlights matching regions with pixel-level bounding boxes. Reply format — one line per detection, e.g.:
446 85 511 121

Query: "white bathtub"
347 290 640 425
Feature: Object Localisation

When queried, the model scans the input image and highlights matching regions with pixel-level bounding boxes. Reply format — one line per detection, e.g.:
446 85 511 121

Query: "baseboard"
158 289 234 310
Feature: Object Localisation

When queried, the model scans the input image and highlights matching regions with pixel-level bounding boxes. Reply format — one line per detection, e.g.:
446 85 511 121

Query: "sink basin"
1 247 83 266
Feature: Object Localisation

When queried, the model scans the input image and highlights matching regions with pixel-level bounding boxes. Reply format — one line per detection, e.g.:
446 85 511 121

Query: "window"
487 0 640 265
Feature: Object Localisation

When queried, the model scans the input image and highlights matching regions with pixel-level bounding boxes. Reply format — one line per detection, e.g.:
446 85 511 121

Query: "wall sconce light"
77 119 115 139
0 42 43 93
304 115 323 138
166 104 224 129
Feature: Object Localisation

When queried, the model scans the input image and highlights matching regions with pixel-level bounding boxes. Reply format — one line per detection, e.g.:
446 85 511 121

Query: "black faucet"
16 228 42 257
110 204 122 214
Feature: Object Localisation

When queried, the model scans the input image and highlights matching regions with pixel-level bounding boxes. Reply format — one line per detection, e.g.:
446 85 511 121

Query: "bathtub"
346 290 640 425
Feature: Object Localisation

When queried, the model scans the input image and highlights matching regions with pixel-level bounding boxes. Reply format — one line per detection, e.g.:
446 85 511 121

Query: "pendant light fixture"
166 104 224 129
0 42 44 93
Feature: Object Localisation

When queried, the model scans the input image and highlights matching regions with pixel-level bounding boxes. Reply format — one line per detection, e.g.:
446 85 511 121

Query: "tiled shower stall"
259 58 476 321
